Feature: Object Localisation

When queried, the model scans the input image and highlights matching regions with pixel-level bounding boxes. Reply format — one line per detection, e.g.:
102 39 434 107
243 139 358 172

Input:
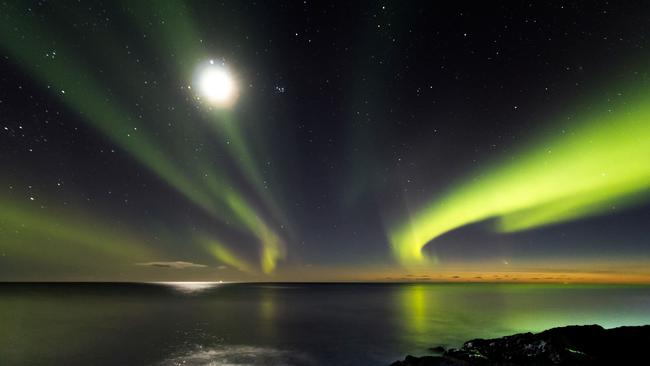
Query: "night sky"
1 1 649 282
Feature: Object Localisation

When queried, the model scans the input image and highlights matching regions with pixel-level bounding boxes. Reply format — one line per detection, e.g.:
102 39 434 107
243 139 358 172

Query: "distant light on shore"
154 281 225 293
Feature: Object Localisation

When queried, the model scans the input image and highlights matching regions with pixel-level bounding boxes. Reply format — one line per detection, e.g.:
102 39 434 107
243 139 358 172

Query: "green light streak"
391 94 650 265
212 111 289 227
198 111 291 273
224 192 285 273
194 161 286 273
196 235 255 274
259 223 283 274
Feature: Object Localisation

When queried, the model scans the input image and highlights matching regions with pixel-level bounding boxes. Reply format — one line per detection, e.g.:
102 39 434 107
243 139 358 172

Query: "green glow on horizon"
391 93 650 265
0 197 154 266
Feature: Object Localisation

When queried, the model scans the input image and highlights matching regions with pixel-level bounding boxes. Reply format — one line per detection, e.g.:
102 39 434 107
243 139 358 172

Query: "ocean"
1 282 650 366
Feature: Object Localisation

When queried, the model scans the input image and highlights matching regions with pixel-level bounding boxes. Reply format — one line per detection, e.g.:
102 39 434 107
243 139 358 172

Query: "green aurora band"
0 196 154 269
391 93 650 265
0 2 285 273
196 234 256 274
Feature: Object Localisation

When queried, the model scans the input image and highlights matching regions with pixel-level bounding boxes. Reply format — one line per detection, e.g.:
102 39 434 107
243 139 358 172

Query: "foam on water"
157 345 313 366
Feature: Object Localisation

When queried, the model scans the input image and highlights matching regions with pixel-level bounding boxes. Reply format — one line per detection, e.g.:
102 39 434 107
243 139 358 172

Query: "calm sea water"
1 283 650 366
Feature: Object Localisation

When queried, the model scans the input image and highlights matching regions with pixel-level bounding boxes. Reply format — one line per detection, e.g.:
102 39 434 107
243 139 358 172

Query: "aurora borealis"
390 92 650 265
1 1 650 282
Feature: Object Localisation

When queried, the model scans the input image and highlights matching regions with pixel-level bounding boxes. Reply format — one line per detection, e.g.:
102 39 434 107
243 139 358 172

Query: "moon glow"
195 60 238 108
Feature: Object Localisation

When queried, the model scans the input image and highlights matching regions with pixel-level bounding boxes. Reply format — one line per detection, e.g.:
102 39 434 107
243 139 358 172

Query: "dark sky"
1 1 649 282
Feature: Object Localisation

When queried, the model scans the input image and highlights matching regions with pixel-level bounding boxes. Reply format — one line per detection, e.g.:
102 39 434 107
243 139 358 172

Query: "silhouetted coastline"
391 324 650 365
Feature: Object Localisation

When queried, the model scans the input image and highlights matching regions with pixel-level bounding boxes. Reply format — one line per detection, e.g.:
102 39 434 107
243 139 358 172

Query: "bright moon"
195 60 238 108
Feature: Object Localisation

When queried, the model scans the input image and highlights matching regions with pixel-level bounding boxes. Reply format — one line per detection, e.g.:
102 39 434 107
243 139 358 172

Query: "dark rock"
391 324 650 365
429 346 446 353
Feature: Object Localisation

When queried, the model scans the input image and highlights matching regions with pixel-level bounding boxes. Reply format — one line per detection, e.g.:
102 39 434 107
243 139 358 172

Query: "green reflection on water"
258 286 278 339
397 284 431 337
392 283 650 353
497 284 650 333
392 284 511 351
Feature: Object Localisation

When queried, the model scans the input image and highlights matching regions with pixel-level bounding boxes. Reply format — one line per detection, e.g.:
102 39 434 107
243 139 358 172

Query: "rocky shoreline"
390 324 650 365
